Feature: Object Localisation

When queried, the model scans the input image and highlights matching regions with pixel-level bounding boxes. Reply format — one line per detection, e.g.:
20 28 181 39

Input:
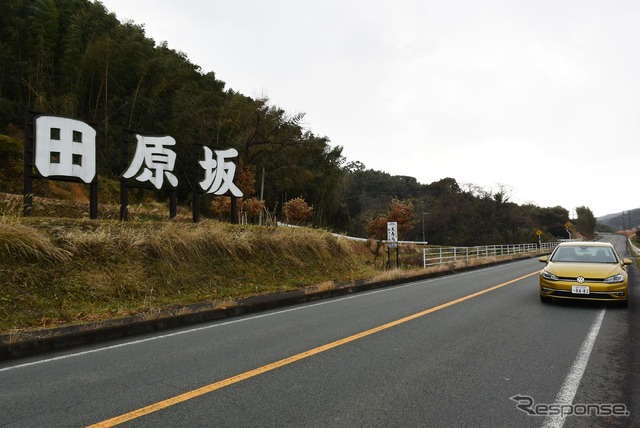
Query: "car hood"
545 262 623 278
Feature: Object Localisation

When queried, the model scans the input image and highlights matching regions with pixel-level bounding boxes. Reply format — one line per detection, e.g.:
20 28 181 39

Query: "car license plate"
572 285 590 295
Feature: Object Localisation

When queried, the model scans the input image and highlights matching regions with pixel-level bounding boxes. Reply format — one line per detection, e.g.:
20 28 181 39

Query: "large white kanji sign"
199 147 243 197
122 135 178 189
34 116 96 183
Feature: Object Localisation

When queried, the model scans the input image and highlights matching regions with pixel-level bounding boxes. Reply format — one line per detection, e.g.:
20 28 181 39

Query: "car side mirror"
622 258 633 266
539 256 549 263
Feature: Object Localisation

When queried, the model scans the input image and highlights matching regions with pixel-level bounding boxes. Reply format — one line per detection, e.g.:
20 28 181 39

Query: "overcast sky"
98 0 640 218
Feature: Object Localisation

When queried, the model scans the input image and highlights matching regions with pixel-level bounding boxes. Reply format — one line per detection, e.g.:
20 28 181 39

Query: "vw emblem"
577 276 585 283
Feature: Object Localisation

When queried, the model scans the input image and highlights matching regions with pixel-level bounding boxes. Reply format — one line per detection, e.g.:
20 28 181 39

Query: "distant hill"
597 209 640 230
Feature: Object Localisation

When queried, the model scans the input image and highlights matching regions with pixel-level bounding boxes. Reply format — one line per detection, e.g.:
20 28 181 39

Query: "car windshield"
550 246 618 263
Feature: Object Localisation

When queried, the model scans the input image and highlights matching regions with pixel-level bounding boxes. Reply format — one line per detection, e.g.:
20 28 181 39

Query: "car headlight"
542 270 559 281
604 274 625 284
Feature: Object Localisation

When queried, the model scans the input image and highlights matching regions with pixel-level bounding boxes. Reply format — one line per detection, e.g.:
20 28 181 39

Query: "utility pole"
259 167 265 226
421 201 426 244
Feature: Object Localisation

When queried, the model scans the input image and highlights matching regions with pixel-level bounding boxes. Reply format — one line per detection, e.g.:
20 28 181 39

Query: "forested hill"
0 0 601 245
597 209 640 232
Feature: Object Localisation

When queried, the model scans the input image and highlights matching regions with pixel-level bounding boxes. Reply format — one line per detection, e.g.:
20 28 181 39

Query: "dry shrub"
242 197 265 222
283 197 313 225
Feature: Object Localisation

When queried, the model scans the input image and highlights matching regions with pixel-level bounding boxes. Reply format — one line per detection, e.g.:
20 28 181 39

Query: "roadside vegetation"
0 193 553 337
0 204 378 333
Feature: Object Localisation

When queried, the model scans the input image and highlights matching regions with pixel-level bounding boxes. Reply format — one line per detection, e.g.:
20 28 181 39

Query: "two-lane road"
1 235 637 427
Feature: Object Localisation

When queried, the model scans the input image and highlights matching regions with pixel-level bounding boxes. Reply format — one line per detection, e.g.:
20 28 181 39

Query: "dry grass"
0 218 71 263
0 192 192 221
0 216 375 333
366 253 532 284
304 281 336 294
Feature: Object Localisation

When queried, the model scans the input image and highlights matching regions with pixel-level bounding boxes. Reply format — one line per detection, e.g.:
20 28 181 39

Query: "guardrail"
629 239 640 257
423 242 558 268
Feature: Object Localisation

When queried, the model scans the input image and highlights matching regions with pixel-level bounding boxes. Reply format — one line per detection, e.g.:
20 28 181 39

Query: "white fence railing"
423 242 558 268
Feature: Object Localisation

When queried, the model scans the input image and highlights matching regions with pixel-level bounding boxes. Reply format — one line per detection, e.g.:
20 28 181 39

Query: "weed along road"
1 235 638 427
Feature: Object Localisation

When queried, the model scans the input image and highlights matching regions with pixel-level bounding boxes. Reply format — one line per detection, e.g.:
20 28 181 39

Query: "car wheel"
540 295 551 303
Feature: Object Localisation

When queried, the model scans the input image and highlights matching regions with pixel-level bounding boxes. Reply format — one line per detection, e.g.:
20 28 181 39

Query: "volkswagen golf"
539 241 631 306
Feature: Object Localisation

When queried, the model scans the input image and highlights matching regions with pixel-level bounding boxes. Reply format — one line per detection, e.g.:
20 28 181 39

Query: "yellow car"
539 241 631 307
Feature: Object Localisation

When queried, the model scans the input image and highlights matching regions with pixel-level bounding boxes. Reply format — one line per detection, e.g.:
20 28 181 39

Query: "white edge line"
542 308 606 428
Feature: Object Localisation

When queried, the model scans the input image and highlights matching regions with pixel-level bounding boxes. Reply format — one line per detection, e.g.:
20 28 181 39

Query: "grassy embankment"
0 201 371 334
0 191 548 338
1 192 447 336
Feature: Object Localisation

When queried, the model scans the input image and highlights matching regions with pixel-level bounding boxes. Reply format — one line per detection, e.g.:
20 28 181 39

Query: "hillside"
0 1 613 245
597 209 640 231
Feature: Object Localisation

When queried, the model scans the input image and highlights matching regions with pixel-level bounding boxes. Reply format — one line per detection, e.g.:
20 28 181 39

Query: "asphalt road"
1 235 638 428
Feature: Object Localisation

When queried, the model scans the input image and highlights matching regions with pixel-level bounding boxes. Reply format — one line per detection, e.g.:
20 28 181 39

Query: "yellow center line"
88 270 539 427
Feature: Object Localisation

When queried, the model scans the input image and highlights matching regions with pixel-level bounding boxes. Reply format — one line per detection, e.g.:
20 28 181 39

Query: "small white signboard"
387 221 398 247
